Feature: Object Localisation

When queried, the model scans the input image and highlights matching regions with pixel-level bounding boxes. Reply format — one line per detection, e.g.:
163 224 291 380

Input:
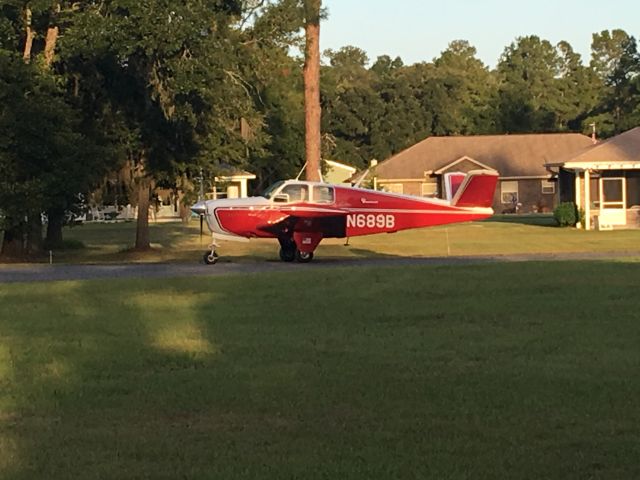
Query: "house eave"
546 161 640 171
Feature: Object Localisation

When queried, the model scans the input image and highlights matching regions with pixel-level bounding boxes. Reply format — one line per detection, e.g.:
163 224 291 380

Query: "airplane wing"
257 206 347 237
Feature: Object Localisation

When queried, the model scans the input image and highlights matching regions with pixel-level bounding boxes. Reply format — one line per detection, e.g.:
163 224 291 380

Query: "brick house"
372 133 594 213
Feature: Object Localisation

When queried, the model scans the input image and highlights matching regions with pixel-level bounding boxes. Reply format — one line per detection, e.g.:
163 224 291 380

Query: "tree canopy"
1 0 638 258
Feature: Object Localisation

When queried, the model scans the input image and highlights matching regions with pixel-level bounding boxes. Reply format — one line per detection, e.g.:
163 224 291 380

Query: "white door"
599 177 626 226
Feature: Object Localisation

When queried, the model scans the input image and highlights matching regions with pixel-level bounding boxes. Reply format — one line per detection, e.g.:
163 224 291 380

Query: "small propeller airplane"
191 169 498 264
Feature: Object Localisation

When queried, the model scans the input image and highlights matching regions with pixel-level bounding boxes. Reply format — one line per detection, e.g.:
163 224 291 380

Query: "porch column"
572 169 584 228
240 180 247 198
584 169 591 231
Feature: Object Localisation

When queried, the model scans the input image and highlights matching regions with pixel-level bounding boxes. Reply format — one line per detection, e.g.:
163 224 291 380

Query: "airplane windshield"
261 181 284 199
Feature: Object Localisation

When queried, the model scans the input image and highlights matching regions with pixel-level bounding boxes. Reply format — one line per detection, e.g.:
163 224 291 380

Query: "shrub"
553 202 578 227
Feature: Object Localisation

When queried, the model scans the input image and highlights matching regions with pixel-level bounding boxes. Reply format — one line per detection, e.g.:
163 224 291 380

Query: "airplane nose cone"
191 201 207 215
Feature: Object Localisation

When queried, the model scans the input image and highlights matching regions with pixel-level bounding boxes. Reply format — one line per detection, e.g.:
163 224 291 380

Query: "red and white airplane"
191 170 498 264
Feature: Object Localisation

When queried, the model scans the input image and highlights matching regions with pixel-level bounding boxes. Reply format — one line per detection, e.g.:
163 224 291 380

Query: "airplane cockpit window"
280 184 309 202
261 181 284 199
313 185 334 204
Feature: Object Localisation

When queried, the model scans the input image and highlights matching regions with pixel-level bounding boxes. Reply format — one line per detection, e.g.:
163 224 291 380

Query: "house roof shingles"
375 133 594 179
548 127 640 166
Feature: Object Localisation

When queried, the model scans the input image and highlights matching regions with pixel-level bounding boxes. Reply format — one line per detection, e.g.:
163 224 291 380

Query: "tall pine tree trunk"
22 7 34 63
135 178 151 250
44 26 59 67
44 4 61 67
303 0 321 182
42 7 63 250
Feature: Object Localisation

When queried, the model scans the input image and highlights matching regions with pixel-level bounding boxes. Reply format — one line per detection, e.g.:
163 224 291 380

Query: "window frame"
276 183 309 203
541 179 555 195
500 181 519 204
312 185 335 204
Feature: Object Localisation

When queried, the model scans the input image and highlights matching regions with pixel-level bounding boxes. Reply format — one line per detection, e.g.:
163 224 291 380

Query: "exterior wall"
325 166 356 184
627 208 640 227
494 178 556 213
377 181 422 197
520 179 556 213
402 182 422 197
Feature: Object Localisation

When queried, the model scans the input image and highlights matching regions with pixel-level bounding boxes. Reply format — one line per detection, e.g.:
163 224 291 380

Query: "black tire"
295 250 313 263
279 247 296 262
203 251 219 265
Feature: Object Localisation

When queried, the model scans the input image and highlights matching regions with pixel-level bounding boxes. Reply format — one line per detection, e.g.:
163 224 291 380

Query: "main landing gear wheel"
278 237 296 262
279 246 296 262
203 251 219 265
295 250 313 263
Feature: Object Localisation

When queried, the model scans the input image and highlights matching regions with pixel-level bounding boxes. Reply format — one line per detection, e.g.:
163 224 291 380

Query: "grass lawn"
20 216 640 264
1 262 640 478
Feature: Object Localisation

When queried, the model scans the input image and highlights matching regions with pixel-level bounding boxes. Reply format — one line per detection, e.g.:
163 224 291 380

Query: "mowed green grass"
40 217 640 264
1 262 640 478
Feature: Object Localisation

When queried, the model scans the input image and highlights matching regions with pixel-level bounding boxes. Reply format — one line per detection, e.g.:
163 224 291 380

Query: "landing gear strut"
278 238 296 262
203 238 219 265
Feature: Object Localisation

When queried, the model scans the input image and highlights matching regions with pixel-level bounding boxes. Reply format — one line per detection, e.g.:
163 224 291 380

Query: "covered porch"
556 165 640 230
546 127 640 230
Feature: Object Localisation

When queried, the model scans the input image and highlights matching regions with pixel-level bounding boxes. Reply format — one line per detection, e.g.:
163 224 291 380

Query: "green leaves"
588 30 640 135
0 51 100 230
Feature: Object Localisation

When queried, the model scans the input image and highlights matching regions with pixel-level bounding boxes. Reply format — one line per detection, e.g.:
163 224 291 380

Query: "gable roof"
374 133 594 179
546 127 640 168
433 155 496 174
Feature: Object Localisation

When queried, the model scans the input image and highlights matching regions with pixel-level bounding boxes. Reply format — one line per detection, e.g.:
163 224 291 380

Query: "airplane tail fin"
451 170 499 208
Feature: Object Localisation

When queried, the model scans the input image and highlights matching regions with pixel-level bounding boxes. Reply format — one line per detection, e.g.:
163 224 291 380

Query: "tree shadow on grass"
3 261 640 478
0 281 225 479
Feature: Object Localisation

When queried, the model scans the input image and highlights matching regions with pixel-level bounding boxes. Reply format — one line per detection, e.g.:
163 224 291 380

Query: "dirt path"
0 251 638 284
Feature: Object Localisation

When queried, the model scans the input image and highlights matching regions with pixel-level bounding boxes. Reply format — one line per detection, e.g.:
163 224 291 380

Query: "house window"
384 183 403 194
421 182 438 197
541 180 555 194
501 181 519 204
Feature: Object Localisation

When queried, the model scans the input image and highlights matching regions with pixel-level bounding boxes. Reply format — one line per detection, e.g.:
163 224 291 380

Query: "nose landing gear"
203 238 220 265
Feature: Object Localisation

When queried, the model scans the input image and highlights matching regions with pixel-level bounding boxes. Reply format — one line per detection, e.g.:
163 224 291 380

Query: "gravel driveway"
0 251 638 284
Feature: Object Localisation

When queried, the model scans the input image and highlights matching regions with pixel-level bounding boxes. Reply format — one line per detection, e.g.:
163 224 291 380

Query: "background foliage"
1 0 639 255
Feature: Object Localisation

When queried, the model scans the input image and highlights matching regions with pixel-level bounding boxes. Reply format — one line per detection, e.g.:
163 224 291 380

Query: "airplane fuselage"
208 186 492 239
193 173 497 263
